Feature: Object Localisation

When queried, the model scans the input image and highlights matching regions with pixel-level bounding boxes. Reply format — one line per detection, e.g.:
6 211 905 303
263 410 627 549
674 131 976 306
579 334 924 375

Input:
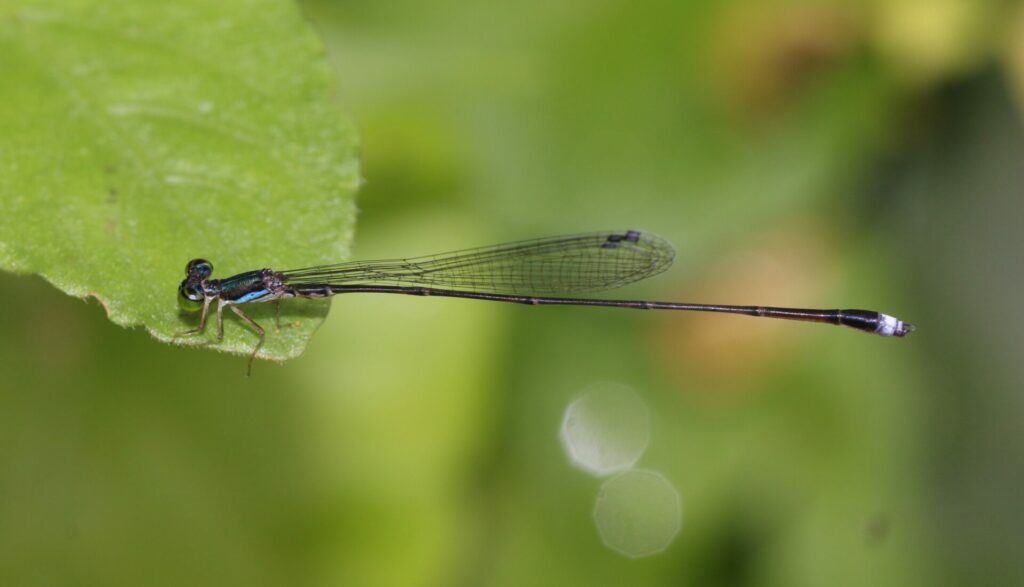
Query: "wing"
280 230 675 295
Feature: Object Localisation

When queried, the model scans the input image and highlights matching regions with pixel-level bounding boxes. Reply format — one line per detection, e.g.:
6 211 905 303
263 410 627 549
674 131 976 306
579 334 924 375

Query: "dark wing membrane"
281 230 675 295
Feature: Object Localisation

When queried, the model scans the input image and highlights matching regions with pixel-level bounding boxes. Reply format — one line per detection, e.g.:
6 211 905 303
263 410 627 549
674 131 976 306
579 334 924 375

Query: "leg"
175 297 212 337
273 300 282 332
216 299 227 341
229 305 266 376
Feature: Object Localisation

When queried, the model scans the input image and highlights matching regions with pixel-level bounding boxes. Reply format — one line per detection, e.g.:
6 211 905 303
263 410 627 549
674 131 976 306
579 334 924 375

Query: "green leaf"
0 0 360 363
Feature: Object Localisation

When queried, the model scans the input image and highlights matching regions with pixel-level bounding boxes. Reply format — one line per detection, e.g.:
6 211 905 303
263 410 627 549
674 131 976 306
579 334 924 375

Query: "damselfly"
176 230 913 374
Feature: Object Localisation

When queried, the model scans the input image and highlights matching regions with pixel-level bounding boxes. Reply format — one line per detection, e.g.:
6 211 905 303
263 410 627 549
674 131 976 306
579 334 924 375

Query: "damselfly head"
179 259 213 310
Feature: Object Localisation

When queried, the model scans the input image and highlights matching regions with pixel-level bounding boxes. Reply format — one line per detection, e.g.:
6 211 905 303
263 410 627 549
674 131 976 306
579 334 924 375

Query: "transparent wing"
281 230 675 295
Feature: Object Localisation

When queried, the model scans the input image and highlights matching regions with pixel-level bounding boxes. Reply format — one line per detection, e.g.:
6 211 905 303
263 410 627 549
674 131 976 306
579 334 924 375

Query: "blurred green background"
2 0 1023 585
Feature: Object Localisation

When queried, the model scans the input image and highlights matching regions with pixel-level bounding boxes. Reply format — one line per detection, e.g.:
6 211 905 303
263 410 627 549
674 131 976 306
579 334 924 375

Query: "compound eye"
178 285 204 311
185 258 213 278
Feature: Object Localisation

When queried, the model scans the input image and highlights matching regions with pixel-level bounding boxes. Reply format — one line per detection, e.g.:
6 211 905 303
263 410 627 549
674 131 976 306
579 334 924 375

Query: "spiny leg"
273 300 282 332
229 305 266 376
175 297 212 338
